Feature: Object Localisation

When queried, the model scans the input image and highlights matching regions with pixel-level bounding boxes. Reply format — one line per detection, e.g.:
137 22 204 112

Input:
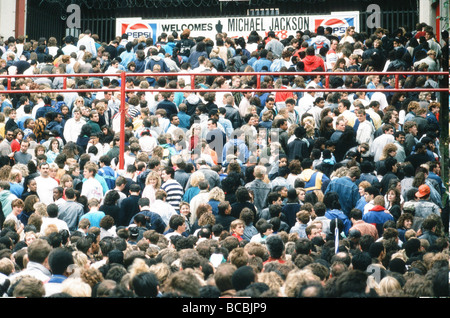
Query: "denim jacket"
245 179 272 213
325 176 360 215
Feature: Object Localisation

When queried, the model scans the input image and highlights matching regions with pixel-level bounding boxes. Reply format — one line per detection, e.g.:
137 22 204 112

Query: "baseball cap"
415 184 430 198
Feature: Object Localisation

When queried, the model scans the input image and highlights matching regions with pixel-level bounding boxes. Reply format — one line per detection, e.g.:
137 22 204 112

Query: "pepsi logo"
315 17 354 34
122 23 154 39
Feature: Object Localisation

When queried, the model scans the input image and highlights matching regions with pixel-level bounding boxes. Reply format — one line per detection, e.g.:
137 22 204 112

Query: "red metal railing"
2 71 449 91
1 70 448 170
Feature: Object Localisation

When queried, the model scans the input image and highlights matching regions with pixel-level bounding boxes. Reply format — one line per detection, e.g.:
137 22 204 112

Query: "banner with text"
116 12 359 42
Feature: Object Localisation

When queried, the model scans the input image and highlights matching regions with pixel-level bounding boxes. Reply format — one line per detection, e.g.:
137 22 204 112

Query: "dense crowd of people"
0 20 448 299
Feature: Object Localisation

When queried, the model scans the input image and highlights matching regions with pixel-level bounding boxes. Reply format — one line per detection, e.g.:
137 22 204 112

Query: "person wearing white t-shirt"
81 162 104 204
64 107 86 143
370 83 389 112
40 203 70 235
296 91 316 118
35 162 59 205
77 30 97 58
326 39 338 71
355 109 375 147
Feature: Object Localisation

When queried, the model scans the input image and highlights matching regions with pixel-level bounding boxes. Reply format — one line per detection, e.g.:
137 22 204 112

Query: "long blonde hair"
145 171 161 189
189 171 205 187
208 187 225 201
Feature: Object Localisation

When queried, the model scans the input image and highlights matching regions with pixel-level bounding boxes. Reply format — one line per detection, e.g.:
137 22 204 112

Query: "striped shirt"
161 179 184 212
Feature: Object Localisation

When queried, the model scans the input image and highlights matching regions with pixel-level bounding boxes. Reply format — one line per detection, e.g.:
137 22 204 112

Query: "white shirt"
370 134 395 161
326 49 337 71
356 120 375 146
77 35 97 58
35 176 58 205
139 135 158 154
165 231 183 240
341 109 357 127
296 93 315 118
63 117 86 143
32 101 45 119
149 199 178 226
81 177 104 203
371 92 389 112
238 97 251 118
40 217 70 235
62 44 79 56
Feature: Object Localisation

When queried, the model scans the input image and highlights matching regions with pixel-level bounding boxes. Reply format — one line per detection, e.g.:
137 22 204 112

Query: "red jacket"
302 55 325 72
275 86 294 103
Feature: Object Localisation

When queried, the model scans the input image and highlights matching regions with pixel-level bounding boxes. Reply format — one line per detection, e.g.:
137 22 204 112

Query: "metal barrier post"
191 74 196 90
119 72 126 171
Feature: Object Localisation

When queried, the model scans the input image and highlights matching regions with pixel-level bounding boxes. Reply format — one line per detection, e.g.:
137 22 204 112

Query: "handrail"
1 70 448 91
0 88 448 94
1 70 446 78
0 70 447 170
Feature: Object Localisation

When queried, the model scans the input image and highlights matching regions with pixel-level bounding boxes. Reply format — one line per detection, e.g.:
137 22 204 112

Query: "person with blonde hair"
245 165 271 214
149 262 172 287
377 276 403 297
142 171 161 204
81 161 103 203
207 186 225 215
302 116 318 139
182 171 205 203
60 277 92 297
230 218 245 242
187 123 202 152
340 26 356 44
375 143 398 176
59 174 73 197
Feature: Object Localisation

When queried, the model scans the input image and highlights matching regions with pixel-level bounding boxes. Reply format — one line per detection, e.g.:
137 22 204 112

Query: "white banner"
116 11 359 42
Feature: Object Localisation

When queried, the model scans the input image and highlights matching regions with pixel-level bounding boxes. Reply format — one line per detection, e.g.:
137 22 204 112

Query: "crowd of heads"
0 20 448 298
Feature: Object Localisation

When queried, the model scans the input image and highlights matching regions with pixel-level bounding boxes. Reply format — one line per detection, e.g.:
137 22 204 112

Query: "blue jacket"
46 120 64 137
222 139 250 163
428 172 445 195
355 196 367 213
145 55 170 72
245 179 272 213
362 205 394 237
356 173 381 190
119 50 135 68
178 111 191 129
134 59 147 73
130 210 166 234
253 58 272 72
156 99 178 118
36 105 55 119
300 169 330 194
325 176 360 215
97 166 118 190
163 42 176 56
325 209 352 236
